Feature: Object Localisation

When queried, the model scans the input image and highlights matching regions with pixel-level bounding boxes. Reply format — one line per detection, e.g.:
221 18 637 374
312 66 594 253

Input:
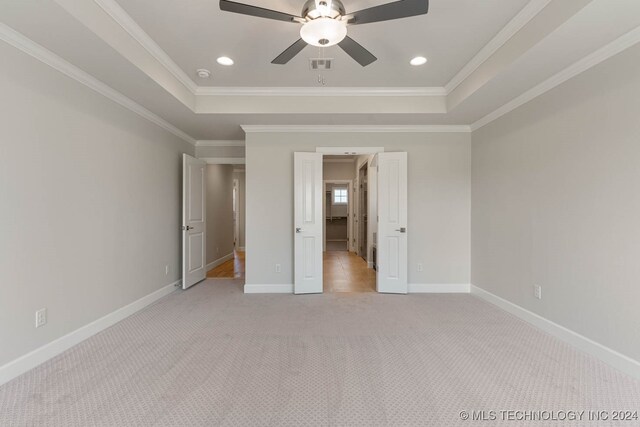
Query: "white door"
182 154 207 289
294 152 323 294
377 152 408 294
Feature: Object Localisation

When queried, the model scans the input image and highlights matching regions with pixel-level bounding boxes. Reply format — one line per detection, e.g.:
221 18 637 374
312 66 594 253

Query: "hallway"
207 251 245 279
323 251 376 293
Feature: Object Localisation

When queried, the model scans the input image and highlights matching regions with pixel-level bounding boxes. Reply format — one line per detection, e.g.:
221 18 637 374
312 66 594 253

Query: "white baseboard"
0 280 180 386
244 284 294 294
205 252 234 272
409 283 470 293
236 246 245 251
471 285 640 380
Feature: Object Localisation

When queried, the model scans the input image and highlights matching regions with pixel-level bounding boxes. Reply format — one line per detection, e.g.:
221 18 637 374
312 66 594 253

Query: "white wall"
246 132 471 287
471 44 640 362
0 43 193 368
205 165 234 265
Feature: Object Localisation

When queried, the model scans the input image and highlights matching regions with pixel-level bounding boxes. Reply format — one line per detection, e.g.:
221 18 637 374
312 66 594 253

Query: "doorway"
321 156 375 293
358 162 368 261
203 164 245 281
293 149 408 295
324 181 351 252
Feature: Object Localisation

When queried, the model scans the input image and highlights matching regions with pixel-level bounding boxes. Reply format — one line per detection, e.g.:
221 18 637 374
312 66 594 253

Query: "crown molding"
93 0 199 94
444 0 552 94
242 125 471 133
196 86 447 97
0 23 196 145
470 25 640 132
196 140 245 147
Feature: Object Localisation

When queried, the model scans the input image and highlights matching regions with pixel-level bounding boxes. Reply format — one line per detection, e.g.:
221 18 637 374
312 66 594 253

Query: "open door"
377 152 408 294
182 154 207 289
294 152 323 294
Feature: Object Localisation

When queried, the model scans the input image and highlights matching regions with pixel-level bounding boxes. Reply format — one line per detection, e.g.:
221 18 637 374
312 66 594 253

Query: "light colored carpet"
1 279 639 426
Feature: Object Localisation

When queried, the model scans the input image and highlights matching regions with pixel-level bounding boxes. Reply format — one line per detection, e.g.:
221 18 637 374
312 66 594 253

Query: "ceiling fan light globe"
300 17 347 47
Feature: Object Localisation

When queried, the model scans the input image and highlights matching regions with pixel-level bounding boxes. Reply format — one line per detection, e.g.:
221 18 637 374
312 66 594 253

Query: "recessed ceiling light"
410 56 428 66
217 56 234 66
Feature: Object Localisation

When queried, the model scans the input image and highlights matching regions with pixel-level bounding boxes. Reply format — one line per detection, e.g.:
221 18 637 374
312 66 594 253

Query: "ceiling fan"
219 0 429 66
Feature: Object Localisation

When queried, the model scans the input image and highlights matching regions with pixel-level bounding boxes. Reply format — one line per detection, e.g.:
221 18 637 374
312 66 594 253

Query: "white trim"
205 252 234 273
0 279 179 386
196 86 447 97
471 285 640 380
323 159 355 163
444 0 552 94
242 125 471 133
244 284 294 294
237 246 246 251
0 23 196 145
317 147 385 155
196 140 245 147
200 157 246 165
93 0 198 94
408 284 471 293
471 25 640 131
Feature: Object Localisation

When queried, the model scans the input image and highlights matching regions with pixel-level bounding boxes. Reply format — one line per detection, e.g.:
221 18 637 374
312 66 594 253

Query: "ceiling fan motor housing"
302 0 346 20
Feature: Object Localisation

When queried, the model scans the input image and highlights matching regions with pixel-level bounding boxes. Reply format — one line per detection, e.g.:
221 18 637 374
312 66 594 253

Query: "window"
333 188 348 205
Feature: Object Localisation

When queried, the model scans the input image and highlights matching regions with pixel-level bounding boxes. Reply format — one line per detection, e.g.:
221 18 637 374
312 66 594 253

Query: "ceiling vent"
309 58 333 71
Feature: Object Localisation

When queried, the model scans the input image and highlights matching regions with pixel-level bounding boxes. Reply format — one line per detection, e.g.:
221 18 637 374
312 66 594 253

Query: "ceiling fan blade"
338 36 377 67
220 0 301 23
348 0 428 25
272 39 308 64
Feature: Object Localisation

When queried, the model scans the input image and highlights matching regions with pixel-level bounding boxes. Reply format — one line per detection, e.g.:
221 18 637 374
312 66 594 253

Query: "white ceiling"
116 0 528 87
2 0 640 140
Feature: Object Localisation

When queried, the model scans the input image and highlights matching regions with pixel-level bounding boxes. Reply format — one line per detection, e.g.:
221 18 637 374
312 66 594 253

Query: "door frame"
232 178 239 249
323 179 353 252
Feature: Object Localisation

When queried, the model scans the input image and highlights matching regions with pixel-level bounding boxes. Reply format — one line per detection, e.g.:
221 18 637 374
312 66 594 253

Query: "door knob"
395 227 406 233
296 228 303 233
183 226 194 231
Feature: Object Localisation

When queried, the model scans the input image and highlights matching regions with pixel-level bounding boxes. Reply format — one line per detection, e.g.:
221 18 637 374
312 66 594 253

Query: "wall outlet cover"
35 308 47 328
534 285 542 299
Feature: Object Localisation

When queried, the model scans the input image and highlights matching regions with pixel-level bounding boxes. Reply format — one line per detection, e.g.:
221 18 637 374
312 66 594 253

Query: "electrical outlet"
216 247 220 254
534 285 542 300
275 264 281 273
417 263 423 272
165 265 169 275
35 308 47 328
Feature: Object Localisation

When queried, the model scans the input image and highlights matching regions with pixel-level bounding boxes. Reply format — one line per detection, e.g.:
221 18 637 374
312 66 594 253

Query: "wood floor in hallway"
207 251 245 279
324 251 376 293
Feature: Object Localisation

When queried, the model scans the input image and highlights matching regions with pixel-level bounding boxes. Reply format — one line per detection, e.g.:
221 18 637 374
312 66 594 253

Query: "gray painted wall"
245 132 471 286
471 44 640 361
205 165 235 265
195 145 245 159
323 161 355 181
0 43 193 367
